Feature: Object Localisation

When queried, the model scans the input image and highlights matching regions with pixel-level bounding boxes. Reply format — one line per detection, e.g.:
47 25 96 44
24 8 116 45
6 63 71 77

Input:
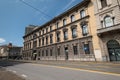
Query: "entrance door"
107 40 120 61
65 47 68 60
33 50 37 60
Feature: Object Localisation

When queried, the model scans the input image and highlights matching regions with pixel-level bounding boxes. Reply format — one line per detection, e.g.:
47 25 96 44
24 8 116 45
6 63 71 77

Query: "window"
73 46 78 55
101 0 107 8
58 48 60 56
42 38 44 45
64 31 68 40
46 28 48 33
104 16 113 27
42 30 44 34
56 32 60 42
82 24 88 36
50 34 53 44
33 41 37 48
46 50 48 56
80 10 86 18
72 28 77 38
50 49 52 56
39 39 41 46
46 36 48 45
63 19 67 26
56 22 59 29
33 34 37 39
50 26 52 31
38 51 41 57
42 50 44 56
71 15 75 22
39 31 41 36
84 43 90 54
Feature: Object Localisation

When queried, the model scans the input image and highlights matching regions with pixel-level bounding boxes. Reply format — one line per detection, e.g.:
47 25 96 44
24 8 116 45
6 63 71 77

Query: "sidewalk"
0 67 25 80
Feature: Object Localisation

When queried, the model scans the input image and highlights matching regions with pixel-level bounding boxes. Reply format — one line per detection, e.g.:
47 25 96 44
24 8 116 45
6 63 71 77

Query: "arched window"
82 24 88 36
80 10 86 18
104 16 113 27
71 15 75 22
63 19 67 26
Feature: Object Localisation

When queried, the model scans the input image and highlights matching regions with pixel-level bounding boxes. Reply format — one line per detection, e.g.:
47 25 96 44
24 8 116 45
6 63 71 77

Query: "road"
1 60 120 80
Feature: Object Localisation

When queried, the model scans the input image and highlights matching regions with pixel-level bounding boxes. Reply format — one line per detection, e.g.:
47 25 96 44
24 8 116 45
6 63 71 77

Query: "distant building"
0 43 22 59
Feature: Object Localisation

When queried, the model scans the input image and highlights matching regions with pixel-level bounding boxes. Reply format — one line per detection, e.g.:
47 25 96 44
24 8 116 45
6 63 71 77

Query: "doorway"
65 47 68 60
107 40 120 61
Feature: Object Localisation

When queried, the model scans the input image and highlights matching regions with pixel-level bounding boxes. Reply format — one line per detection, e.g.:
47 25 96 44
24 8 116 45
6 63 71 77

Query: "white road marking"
21 74 27 78
12 70 17 73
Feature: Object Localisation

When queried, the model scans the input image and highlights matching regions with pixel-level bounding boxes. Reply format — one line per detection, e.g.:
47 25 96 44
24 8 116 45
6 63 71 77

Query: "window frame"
80 10 86 18
71 15 75 22
104 16 114 27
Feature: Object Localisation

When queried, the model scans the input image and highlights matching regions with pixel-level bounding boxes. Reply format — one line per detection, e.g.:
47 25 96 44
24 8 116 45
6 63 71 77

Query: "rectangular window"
101 0 107 8
84 43 90 54
71 15 75 22
56 22 59 29
46 28 48 33
42 30 44 34
50 49 52 56
33 41 37 48
42 38 44 45
80 10 86 18
39 39 41 46
46 50 48 56
72 28 77 38
57 33 60 42
42 50 44 56
82 25 88 36
50 26 52 31
58 48 60 56
63 19 67 26
39 31 41 36
64 31 68 40
46 37 48 45
73 46 78 55
50 35 53 44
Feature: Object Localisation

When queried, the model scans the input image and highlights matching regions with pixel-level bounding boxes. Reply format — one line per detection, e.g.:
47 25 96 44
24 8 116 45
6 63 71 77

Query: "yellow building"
23 0 103 61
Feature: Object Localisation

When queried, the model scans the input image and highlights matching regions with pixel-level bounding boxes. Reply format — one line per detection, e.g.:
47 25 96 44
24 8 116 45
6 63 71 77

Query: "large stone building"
94 0 120 61
23 0 120 61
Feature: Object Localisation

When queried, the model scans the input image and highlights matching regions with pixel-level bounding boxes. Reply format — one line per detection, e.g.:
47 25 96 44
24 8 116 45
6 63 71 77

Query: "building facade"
94 0 120 61
23 0 105 61
0 43 22 60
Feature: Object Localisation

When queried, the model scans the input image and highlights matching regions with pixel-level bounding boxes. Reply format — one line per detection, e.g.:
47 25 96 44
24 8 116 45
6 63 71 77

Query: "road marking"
12 70 17 73
32 63 120 76
21 74 27 78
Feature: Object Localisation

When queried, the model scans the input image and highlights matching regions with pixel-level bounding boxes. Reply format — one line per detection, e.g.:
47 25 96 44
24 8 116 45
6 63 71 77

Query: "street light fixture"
7 43 12 59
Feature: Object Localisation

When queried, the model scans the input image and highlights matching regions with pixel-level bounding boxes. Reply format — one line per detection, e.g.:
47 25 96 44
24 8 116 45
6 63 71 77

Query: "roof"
23 0 91 38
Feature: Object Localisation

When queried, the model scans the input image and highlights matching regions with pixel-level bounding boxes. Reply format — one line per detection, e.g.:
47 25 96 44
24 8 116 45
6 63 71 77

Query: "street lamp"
7 43 12 59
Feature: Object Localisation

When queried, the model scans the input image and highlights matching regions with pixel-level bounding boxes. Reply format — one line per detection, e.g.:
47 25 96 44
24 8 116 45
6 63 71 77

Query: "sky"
0 0 82 46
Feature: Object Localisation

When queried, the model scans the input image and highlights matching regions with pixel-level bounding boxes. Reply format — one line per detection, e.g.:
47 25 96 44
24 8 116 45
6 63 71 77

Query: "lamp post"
7 43 12 60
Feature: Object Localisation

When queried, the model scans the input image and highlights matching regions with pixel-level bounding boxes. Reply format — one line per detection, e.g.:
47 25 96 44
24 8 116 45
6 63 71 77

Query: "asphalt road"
1 61 120 80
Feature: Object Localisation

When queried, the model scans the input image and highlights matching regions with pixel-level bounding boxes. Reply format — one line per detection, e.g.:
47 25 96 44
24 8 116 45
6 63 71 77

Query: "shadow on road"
0 60 29 68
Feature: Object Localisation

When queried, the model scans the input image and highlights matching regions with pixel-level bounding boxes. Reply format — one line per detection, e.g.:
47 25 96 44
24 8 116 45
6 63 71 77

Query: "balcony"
97 24 120 35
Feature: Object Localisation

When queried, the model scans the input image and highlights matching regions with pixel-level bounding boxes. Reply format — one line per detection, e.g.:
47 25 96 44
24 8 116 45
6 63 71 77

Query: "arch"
107 40 120 61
